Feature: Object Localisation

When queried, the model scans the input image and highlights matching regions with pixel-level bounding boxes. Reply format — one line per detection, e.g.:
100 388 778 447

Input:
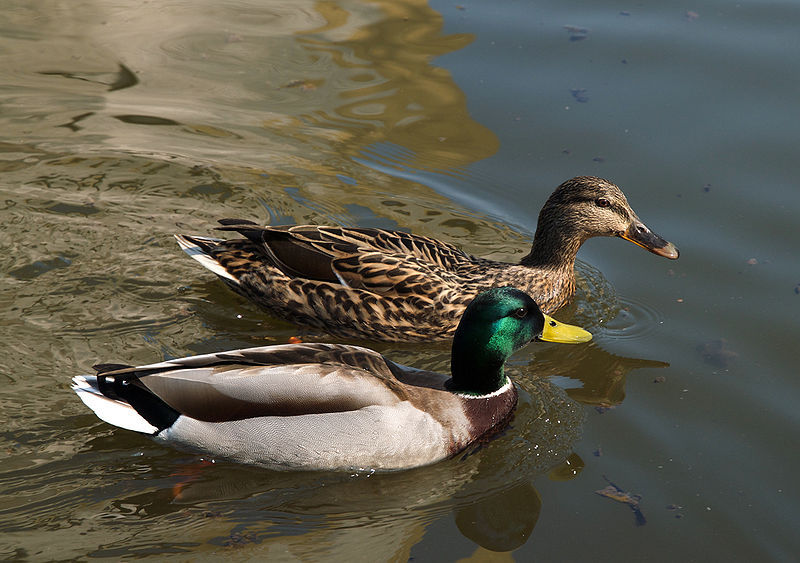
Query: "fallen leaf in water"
595 476 647 526
288 336 303 344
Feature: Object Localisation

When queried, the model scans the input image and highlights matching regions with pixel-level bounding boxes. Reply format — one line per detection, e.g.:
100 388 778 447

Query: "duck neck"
449 329 509 396
519 219 584 270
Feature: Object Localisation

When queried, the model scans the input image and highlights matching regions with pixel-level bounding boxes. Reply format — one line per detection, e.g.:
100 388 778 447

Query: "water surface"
1 0 798 560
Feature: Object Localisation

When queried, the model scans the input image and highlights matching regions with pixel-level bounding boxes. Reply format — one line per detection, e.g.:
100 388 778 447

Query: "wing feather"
95 344 407 423
214 223 475 282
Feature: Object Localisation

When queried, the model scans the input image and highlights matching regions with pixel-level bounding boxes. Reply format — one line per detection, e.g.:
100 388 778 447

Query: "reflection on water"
295 0 497 171
454 482 541 552
531 342 668 407
2 0 497 235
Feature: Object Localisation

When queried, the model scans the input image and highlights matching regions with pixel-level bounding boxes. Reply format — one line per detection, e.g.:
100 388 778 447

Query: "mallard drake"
176 176 678 341
72 288 590 471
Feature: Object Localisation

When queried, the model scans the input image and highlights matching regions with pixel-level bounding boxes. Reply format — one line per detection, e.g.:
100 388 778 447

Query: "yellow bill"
539 314 592 343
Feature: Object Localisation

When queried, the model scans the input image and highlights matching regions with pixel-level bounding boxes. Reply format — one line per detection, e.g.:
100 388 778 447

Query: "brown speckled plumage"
176 176 678 341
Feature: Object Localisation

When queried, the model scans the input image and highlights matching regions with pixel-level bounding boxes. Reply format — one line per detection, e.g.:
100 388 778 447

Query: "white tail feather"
71 376 158 435
174 234 240 283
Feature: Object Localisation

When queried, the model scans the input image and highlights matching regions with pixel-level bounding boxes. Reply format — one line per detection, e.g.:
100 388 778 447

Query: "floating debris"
595 476 647 526
564 25 590 41
666 504 685 518
570 88 589 103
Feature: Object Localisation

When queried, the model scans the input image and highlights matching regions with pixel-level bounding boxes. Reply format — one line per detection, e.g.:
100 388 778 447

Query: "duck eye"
512 307 527 319
549 320 557 327
595 197 611 208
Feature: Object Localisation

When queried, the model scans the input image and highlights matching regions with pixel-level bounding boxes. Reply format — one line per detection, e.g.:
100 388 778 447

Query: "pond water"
1 0 798 560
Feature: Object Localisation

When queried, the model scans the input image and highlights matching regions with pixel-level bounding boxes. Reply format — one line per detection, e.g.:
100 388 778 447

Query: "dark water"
1 0 798 560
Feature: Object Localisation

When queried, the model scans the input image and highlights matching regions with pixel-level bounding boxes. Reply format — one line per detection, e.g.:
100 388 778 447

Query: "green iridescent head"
450 287 591 395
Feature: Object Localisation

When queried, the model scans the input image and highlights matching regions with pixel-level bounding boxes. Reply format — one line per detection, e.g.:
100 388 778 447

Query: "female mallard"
72 288 590 472
176 176 678 341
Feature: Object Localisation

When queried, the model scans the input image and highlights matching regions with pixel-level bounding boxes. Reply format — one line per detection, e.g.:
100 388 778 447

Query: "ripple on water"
569 260 665 341
600 295 665 341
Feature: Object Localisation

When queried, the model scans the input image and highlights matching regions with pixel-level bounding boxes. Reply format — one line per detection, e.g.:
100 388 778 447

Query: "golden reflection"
11 0 504 241
244 0 504 237
305 1 352 34
295 0 497 170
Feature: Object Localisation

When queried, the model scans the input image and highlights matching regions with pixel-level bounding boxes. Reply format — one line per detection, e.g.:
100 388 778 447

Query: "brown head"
521 176 679 268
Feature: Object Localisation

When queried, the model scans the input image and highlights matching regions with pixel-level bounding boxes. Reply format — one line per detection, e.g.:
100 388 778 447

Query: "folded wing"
94 343 407 423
